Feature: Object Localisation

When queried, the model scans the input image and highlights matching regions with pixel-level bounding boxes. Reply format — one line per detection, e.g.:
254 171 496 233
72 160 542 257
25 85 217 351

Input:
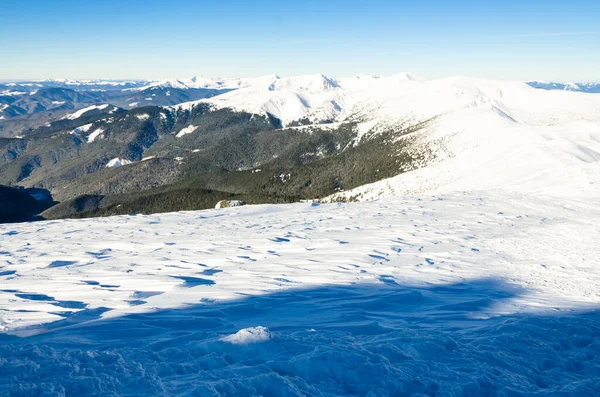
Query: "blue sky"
1 0 599 81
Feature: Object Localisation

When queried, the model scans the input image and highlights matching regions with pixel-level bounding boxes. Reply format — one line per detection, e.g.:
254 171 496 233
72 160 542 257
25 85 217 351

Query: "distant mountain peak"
527 81 600 93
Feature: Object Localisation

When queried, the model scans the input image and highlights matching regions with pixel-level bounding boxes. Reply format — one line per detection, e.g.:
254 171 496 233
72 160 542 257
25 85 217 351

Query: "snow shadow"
1 279 599 396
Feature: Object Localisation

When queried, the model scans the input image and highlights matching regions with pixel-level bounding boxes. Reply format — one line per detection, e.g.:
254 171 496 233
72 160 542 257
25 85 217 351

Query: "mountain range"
1 73 599 222
527 81 600 93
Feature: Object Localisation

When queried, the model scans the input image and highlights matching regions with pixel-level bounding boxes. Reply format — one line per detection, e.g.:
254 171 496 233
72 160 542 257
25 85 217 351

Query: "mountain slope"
325 78 600 201
1 190 599 395
2 73 600 220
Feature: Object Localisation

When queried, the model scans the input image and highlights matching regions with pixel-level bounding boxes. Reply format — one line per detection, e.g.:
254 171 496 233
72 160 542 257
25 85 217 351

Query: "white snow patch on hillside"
176 125 197 137
0 90 27 96
69 123 93 135
63 104 109 120
0 104 8 112
105 157 133 168
87 128 104 143
135 114 150 121
128 102 138 107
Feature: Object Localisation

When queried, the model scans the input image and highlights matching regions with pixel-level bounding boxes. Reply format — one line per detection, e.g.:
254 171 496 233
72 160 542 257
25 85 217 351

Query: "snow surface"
86 128 104 143
0 192 599 394
68 123 92 135
0 90 27 96
175 124 197 137
309 76 600 201
221 326 272 345
63 104 109 120
105 157 133 168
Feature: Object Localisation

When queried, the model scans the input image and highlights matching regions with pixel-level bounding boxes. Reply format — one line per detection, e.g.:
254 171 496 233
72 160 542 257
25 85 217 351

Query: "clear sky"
1 0 599 82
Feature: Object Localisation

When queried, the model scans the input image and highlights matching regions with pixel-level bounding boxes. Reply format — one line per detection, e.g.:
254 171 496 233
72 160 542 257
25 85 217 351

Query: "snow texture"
1 191 600 394
221 326 272 345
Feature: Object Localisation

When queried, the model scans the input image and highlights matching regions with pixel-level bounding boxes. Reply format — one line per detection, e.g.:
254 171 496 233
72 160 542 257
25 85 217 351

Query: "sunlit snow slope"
1 192 600 395
1 191 599 332
172 73 600 201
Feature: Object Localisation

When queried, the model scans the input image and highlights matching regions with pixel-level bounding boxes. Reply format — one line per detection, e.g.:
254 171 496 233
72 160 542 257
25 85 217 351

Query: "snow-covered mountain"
125 76 250 91
2 73 600 395
164 73 600 201
321 76 600 200
528 80 600 93
175 72 426 127
173 73 600 130
5 72 600 211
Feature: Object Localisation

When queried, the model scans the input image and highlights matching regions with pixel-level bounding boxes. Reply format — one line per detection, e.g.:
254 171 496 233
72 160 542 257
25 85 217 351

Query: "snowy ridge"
126 76 245 91
528 80 600 93
168 74 600 201
62 104 110 120
170 72 600 130
202 74 347 126
314 76 600 201
36 78 145 87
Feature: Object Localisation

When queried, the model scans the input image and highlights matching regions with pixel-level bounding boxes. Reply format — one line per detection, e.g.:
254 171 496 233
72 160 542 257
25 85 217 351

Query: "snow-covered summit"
325 76 600 201
128 76 244 91
190 73 599 128
179 74 347 126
